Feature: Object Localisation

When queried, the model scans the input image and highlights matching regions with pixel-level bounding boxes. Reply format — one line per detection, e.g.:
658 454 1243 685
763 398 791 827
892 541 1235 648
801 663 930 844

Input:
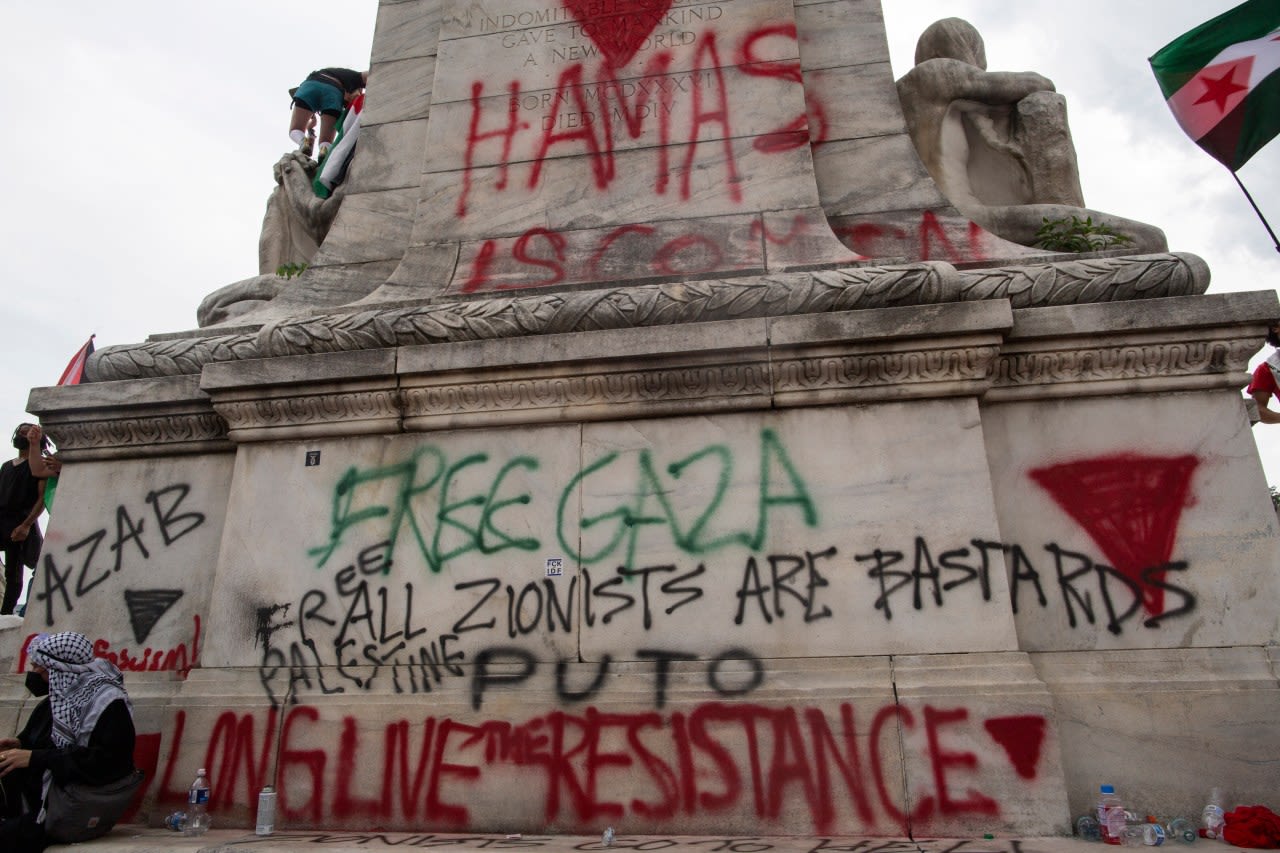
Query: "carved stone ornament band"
86 253 1209 382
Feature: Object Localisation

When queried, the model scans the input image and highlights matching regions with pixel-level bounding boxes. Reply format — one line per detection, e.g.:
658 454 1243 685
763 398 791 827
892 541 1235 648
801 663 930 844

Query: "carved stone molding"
772 343 1004 404
988 333 1260 402
403 359 775 429
956 252 1208 306
39 412 230 461
212 387 402 441
88 332 260 383
83 253 1210 382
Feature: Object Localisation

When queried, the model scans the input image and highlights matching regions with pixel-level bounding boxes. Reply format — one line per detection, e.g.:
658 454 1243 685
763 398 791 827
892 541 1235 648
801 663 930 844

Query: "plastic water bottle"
1167 817 1197 844
185 768 211 836
1121 824 1146 848
1077 814 1102 841
256 785 276 836
1201 788 1225 840
164 811 188 832
602 827 616 847
1143 816 1167 846
1098 785 1126 845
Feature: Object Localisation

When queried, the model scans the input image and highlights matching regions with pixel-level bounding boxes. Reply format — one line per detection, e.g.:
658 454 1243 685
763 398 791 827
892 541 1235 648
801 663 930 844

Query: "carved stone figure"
197 152 342 327
258 151 342 275
896 18 1167 252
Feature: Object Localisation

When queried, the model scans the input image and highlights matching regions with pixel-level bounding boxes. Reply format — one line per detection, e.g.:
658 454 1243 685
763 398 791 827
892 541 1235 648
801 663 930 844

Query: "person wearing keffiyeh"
0 632 136 852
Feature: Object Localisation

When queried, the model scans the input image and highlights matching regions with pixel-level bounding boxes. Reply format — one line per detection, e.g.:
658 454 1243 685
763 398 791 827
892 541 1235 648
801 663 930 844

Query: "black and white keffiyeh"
27 631 131 748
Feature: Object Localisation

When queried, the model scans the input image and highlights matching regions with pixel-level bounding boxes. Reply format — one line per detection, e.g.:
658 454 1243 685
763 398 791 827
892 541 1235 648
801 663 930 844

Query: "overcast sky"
2 1 1277 486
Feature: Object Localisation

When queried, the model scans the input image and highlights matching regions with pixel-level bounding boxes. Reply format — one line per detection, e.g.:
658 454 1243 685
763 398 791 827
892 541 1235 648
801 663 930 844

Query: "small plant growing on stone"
275 262 309 279
1034 216 1133 253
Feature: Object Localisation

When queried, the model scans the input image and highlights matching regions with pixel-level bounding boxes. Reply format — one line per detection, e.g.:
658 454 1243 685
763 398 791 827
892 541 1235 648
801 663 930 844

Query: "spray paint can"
256 786 276 836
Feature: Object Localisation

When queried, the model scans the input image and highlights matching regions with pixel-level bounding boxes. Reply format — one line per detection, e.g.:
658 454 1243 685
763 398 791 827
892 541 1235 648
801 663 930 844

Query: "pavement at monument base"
47 831 1254 853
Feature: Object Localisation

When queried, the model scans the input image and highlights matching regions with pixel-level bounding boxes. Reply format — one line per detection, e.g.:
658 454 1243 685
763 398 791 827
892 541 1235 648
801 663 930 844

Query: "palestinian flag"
314 93 363 198
1150 0 1280 170
57 335 95 385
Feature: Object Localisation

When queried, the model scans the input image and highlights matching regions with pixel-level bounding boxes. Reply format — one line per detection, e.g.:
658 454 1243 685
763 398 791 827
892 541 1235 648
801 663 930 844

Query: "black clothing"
0 698 137 853
0 459 41 614
307 67 364 95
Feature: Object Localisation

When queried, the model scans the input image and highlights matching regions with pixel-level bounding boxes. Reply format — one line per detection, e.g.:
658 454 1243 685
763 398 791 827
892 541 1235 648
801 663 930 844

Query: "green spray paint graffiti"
308 446 541 572
558 430 818 568
309 430 819 574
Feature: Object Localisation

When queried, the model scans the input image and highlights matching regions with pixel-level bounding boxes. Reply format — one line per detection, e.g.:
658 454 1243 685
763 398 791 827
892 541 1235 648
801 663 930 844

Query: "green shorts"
292 79 344 116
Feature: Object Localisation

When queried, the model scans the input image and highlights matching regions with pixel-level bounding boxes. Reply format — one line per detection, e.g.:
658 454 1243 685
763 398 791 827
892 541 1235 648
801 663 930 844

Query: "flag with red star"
1150 0 1280 170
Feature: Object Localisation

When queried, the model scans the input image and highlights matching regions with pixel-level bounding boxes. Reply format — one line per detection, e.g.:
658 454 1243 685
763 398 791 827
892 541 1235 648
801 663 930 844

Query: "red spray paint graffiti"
164 700 1045 834
17 615 202 677
1029 453 1199 616
564 0 676 69
456 2 828 220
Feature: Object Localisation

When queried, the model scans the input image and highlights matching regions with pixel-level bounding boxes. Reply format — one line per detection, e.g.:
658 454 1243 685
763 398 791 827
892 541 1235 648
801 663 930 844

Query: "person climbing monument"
288 68 367 160
24 425 61 512
1247 322 1280 424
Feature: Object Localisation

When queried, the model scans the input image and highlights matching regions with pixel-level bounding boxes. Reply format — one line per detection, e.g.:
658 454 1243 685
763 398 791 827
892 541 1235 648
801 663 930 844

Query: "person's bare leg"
289 105 315 148
317 114 338 147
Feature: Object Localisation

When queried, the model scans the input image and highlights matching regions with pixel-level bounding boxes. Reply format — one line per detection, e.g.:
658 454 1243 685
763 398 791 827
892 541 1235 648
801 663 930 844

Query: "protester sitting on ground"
288 68 367 159
0 424 46 615
24 425 60 512
0 632 138 852
1247 322 1280 424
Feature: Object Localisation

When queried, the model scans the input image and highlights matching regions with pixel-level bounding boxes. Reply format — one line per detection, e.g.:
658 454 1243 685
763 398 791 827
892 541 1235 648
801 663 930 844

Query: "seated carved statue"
896 18 1167 253
197 152 343 327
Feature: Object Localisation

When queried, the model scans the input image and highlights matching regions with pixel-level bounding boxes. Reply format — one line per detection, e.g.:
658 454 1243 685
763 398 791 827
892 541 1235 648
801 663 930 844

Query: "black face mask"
12 435 29 452
25 671 48 697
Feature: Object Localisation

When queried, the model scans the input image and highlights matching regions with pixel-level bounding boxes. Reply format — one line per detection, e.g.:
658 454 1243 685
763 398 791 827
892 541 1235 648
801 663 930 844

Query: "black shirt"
0 459 39 533
307 67 364 95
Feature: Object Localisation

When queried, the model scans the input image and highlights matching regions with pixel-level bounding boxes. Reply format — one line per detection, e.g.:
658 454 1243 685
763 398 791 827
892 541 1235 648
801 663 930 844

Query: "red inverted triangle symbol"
1029 454 1198 616
562 0 675 69
984 715 1046 780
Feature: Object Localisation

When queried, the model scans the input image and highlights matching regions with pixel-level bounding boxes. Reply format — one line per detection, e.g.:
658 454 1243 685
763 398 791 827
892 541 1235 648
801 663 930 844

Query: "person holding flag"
288 68 367 161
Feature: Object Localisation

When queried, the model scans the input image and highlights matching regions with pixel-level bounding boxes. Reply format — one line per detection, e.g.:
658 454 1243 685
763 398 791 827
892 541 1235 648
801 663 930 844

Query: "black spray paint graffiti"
34 484 206 626
254 545 779 708
860 537 1196 634
256 531 1199 704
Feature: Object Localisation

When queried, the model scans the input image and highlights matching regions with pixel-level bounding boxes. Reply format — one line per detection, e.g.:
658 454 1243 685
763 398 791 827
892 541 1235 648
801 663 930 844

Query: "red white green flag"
1150 0 1280 170
56 334 95 386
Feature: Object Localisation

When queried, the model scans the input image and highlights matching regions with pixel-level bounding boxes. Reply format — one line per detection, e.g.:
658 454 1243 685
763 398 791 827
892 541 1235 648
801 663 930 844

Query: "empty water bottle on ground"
164 811 187 832
1078 814 1102 841
185 767 211 836
1143 816 1167 846
1201 788 1225 840
1122 824 1146 848
1167 817 1197 844
1098 784 1126 845
256 785 276 836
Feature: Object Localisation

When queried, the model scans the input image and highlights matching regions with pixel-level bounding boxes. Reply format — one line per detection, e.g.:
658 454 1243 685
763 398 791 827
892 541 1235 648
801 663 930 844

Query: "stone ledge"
25 375 231 461
85 254 1209 383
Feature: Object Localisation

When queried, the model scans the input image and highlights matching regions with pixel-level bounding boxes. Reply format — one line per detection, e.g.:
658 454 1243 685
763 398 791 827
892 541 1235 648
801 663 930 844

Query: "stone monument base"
4 289 1278 836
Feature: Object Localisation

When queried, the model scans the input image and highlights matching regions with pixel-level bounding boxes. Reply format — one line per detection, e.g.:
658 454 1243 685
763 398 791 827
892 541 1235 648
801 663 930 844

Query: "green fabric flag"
1150 0 1280 170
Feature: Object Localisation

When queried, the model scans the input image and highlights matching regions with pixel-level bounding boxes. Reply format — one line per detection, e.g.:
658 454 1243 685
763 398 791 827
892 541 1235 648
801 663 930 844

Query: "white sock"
289 129 305 146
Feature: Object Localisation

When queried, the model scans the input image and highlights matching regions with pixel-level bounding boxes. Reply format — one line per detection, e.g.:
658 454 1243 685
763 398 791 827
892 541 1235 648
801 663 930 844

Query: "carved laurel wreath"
89 254 1207 381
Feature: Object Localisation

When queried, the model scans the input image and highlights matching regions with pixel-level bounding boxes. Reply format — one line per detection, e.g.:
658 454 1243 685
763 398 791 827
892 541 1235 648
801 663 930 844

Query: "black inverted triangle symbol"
124 589 185 644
